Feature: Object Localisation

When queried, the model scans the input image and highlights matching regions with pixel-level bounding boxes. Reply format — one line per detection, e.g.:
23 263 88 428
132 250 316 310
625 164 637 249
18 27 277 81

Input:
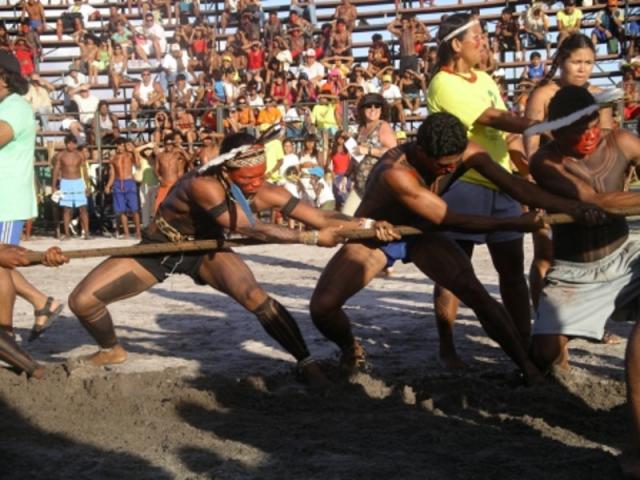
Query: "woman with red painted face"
67 132 399 390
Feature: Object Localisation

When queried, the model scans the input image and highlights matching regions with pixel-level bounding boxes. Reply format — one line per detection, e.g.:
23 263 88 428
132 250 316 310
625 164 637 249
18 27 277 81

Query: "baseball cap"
305 48 316 57
382 74 392 82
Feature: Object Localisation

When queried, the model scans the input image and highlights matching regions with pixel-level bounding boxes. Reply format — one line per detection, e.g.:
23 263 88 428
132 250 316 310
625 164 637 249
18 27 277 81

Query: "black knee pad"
252 297 310 361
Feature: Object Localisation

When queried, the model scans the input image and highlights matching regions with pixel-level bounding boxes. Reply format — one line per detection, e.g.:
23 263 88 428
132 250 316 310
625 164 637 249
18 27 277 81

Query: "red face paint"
228 163 267 195
572 125 601 155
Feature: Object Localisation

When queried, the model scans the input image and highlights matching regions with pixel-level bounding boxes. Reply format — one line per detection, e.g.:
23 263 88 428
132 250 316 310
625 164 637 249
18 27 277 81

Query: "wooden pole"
22 206 640 265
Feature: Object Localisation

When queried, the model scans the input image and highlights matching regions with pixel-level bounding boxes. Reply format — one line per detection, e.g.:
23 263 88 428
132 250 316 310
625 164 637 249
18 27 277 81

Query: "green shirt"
427 70 510 190
0 93 38 221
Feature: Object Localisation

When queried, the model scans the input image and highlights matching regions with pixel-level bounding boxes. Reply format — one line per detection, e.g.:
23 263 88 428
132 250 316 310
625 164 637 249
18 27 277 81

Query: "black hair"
115 137 128 145
176 73 186 82
530 51 542 60
435 13 472 70
98 100 108 109
64 133 77 145
548 85 597 124
540 34 595 86
417 113 468 158
220 132 255 154
2 69 28 95
372 33 382 42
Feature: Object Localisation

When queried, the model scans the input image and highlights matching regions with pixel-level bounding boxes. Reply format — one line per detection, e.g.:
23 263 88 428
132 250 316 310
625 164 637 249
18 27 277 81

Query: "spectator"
620 66 640 120
367 33 391 77
398 69 426 115
24 73 54 131
95 100 119 143
176 0 200 26
152 110 174 145
236 95 256 134
21 0 46 34
256 97 282 132
284 103 307 138
130 69 166 127
109 42 128 97
72 84 100 128
292 0 317 25
379 69 406 129
521 51 547 83
523 2 551 58
169 73 194 111
264 11 283 45
220 0 241 33
342 92 396 215
335 0 357 33
557 0 583 46
88 38 110 86
56 0 100 41
111 21 134 55
387 14 426 74
13 37 35 78
328 130 352 209
160 43 190 92
493 7 522 62
300 48 325 86
134 13 167 63
592 0 624 55
329 19 352 57
174 103 196 152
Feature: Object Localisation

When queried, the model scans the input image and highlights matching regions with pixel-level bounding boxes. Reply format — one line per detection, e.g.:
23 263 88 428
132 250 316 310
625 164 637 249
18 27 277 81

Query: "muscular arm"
384 167 537 232
256 182 361 229
190 178 308 243
464 145 580 213
530 137 640 210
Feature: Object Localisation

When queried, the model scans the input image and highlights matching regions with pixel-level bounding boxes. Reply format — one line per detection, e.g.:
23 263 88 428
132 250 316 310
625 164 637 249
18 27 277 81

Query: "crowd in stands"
2 0 640 238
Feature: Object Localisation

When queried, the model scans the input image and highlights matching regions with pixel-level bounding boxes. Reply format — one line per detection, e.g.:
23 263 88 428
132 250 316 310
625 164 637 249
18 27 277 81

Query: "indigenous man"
0 244 68 378
52 134 90 240
105 138 141 239
526 86 640 476
309 113 603 383
153 136 189 214
67 132 396 386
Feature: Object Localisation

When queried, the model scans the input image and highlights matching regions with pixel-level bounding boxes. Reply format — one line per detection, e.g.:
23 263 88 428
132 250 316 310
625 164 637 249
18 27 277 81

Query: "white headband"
524 104 599 137
442 20 479 43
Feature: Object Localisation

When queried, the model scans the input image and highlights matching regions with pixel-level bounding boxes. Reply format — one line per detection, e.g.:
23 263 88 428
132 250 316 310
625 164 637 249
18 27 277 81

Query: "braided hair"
539 34 595 86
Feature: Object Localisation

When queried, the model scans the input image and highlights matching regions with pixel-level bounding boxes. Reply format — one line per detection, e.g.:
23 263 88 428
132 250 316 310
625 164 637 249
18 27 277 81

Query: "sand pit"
0 235 634 479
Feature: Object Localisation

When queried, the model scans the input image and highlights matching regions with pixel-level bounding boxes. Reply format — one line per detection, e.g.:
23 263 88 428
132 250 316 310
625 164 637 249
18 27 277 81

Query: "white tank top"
138 81 155 104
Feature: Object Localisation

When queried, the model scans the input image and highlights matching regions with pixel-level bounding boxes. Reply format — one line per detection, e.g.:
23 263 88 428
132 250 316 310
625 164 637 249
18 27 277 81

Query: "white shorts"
533 239 640 340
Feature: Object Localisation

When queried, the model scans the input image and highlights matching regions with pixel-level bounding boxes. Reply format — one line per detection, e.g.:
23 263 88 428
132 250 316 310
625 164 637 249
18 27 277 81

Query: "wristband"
359 217 375 229
302 230 319 245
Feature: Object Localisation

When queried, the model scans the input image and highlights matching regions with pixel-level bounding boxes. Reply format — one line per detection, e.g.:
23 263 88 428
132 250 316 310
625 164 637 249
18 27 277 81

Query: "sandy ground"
0 233 635 479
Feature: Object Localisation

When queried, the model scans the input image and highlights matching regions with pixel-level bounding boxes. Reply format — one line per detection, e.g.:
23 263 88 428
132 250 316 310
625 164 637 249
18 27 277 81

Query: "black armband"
280 195 300 218
207 201 229 219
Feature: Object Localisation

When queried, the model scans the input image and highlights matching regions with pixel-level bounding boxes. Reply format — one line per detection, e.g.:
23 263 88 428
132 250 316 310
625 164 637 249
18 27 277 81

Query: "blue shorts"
593 28 609 43
0 220 25 246
441 180 523 244
379 238 417 268
113 179 139 214
59 178 88 208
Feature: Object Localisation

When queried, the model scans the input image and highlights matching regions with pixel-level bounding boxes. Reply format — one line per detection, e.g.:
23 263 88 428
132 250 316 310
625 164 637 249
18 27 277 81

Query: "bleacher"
3 0 639 154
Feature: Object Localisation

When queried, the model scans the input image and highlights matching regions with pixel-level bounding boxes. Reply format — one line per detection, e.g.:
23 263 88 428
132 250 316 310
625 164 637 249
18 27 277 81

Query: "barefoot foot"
298 360 331 390
29 366 46 380
340 341 368 372
82 345 128 366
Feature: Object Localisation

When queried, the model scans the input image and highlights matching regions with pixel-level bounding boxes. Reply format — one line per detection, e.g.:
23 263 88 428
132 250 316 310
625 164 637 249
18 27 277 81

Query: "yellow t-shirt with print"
427 69 510 190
